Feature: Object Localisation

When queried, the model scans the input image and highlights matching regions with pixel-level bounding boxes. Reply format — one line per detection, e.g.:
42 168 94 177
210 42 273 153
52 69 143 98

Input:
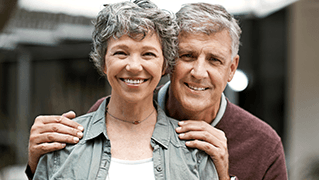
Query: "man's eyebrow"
178 46 195 53
207 52 225 60
178 49 193 53
207 52 226 61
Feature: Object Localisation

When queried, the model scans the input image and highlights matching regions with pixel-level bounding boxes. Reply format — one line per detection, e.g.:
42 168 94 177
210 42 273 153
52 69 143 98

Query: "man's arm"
176 120 231 180
263 141 288 180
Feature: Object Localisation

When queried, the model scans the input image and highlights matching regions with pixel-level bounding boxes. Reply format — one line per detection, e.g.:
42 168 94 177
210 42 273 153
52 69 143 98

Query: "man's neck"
165 86 220 124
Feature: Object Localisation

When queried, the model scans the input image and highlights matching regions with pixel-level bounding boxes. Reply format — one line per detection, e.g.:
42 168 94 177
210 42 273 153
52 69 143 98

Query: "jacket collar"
84 96 170 148
84 97 109 141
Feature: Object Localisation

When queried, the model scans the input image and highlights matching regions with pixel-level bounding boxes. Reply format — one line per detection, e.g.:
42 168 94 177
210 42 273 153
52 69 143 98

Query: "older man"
26 2 287 180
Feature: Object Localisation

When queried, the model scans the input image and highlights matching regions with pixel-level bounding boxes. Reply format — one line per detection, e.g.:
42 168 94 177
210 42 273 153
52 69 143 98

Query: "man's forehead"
178 31 232 54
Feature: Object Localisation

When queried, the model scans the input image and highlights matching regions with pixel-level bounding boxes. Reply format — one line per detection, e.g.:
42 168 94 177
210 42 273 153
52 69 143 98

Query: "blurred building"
0 6 110 171
0 0 318 180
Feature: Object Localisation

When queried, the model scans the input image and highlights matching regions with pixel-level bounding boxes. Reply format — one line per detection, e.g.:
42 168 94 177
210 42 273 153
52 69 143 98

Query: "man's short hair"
176 3 242 59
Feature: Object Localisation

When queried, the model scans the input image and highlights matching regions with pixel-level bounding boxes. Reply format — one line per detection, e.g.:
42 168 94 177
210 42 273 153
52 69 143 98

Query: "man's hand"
176 120 230 180
28 111 83 174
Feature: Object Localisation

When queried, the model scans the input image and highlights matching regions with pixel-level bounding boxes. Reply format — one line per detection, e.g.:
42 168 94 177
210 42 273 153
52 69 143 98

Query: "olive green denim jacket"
33 97 218 180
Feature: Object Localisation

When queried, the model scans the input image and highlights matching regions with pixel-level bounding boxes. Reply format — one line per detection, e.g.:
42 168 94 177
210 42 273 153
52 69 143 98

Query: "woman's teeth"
124 79 145 84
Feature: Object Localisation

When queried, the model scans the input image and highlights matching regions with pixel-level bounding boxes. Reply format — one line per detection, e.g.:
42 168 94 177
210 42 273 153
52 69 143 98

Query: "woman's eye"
143 52 156 57
113 51 127 56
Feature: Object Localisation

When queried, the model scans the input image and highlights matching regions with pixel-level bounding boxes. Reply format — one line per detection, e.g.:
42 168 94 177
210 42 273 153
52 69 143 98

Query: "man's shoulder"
222 101 287 180
221 100 281 143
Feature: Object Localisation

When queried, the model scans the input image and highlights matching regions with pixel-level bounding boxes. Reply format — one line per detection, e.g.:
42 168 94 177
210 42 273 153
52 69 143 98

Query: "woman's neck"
107 91 156 126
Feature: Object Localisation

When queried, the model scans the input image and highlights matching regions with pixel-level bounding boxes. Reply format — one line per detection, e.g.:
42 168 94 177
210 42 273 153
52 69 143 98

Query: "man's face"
170 30 239 115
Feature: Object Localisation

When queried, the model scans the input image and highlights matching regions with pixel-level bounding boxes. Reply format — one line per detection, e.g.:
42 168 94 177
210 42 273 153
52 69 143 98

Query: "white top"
106 158 155 180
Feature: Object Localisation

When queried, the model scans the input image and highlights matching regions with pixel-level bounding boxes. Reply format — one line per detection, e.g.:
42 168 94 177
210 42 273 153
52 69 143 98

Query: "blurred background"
0 0 318 179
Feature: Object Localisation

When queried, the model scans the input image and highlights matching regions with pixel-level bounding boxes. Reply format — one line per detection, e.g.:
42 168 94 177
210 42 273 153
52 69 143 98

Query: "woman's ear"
162 62 168 76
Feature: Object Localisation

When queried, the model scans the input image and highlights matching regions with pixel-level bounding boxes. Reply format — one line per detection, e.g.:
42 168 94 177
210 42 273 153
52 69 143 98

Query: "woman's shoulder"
72 112 95 128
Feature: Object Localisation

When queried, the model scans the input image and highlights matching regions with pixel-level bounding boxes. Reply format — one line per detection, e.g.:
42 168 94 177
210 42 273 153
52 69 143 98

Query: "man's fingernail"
178 121 184 125
61 143 66 148
77 132 83 137
73 137 79 142
78 126 84 131
179 133 185 138
176 127 182 131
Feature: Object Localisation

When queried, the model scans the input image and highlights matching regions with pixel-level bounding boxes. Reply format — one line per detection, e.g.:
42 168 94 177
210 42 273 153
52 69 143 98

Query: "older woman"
33 1 218 179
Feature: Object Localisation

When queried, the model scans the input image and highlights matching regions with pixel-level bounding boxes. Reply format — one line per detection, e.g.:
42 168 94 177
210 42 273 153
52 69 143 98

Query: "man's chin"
180 99 209 112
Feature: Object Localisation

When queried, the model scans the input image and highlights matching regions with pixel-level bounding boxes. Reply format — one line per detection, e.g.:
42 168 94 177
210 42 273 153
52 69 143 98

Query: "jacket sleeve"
33 152 55 180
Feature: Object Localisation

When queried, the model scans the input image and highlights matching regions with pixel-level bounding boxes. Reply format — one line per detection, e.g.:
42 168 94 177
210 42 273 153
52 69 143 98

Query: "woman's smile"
104 33 164 103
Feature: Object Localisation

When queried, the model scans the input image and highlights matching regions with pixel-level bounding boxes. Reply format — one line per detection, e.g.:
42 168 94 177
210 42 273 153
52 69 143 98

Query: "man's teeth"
188 85 206 91
124 79 144 84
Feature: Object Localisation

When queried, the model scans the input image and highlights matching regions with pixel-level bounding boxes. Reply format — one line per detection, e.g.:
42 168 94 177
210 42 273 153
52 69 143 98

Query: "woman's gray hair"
90 0 178 76
176 3 242 59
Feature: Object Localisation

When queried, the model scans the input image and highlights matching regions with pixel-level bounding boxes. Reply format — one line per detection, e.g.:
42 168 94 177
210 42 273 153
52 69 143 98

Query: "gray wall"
286 0 319 179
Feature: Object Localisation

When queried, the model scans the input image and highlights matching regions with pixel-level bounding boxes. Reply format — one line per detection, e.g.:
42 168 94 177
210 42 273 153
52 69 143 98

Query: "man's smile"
185 82 209 91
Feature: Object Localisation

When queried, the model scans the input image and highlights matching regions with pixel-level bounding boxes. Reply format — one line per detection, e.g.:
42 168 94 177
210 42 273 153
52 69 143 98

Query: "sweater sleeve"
25 164 33 180
263 141 288 180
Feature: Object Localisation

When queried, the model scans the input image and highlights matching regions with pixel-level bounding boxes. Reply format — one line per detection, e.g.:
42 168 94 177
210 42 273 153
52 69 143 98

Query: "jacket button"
156 165 163 172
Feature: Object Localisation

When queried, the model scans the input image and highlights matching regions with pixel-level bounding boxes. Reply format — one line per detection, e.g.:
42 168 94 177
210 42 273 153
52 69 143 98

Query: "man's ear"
228 55 239 82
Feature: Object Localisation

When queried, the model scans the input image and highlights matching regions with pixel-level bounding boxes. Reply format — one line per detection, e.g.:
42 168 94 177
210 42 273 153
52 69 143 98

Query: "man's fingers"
34 114 83 132
34 142 67 154
184 139 228 162
176 120 226 141
48 115 82 130
178 130 225 147
62 111 76 119
31 133 80 144
184 140 218 154
36 123 83 138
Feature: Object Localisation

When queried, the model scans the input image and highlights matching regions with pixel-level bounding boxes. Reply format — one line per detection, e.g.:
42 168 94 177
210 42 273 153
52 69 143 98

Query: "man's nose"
190 57 209 79
126 55 143 73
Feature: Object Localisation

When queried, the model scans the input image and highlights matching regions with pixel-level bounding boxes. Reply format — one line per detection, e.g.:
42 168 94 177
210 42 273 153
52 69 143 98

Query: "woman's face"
104 33 165 103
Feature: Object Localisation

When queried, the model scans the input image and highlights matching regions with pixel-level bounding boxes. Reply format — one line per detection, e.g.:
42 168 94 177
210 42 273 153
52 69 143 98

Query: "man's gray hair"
176 3 242 59
90 0 179 76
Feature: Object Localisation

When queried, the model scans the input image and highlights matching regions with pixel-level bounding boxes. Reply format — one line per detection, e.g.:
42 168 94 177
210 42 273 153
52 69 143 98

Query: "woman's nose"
125 55 143 73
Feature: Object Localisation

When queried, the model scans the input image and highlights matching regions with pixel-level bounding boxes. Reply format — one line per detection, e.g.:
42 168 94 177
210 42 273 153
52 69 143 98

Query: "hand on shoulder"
28 111 83 173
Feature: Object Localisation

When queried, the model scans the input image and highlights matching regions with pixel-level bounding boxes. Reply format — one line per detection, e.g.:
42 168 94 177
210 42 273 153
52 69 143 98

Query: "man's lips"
185 82 209 91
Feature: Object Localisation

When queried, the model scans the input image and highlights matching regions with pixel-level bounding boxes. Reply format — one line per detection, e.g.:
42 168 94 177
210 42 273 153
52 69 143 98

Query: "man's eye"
209 57 222 64
179 54 194 61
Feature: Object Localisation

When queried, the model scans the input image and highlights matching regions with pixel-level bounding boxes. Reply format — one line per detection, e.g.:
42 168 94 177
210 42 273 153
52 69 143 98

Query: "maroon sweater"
87 96 287 180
